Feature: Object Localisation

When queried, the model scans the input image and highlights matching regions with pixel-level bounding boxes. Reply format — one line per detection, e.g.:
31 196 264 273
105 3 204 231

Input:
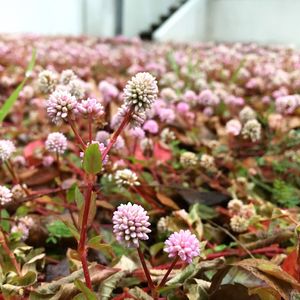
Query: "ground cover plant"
0 34 300 299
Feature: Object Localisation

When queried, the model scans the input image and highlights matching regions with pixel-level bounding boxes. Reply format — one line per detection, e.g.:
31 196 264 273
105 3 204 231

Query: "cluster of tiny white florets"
199 154 216 172
180 152 198 167
230 215 249 233
0 185 13 205
11 216 34 241
46 89 78 123
123 72 158 114
114 169 140 187
112 202 151 247
239 106 256 123
68 79 86 99
45 132 68 154
60 69 77 85
38 70 58 94
160 128 176 144
11 184 27 200
0 140 16 163
241 119 262 142
228 199 256 233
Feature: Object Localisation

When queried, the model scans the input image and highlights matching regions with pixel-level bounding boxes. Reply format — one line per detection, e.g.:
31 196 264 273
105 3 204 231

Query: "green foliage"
67 183 84 208
83 143 102 174
0 209 10 232
272 179 300 207
74 280 97 300
46 220 73 243
0 49 36 122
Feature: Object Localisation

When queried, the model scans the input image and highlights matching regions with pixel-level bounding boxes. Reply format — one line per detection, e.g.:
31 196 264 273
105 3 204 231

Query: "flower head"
241 119 262 142
11 216 34 241
0 140 16 163
68 79 85 99
198 89 219 106
46 89 78 123
164 230 200 263
78 98 104 119
239 106 256 123
115 169 140 187
180 152 198 167
228 199 244 215
112 202 151 247
200 154 216 172
123 72 158 114
0 185 13 205
45 132 68 154
143 119 159 134
275 95 300 115
98 80 119 104
226 119 242 136
60 69 77 85
230 215 249 233
160 128 175 144
95 130 110 144
38 70 58 94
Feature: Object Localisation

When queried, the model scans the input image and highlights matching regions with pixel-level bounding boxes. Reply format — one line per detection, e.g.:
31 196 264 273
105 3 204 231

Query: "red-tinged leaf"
282 250 298 280
23 140 44 166
135 143 172 163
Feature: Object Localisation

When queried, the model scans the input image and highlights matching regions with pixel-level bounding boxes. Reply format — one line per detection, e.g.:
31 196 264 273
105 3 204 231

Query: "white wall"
85 0 116 37
0 0 83 35
122 0 179 37
154 0 207 42
207 0 300 46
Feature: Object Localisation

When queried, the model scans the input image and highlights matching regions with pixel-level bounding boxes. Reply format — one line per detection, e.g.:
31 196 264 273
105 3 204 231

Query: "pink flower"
176 102 189 114
226 119 242 136
275 95 300 115
0 140 16 163
77 98 104 119
46 90 78 123
158 108 175 124
43 155 54 167
45 132 67 154
143 119 159 134
203 107 213 116
164 230 200 263
98 80 119 104
198 89 219 106
183 90 197 102
112 202 151 247
128 127 145 139
95 130 110 144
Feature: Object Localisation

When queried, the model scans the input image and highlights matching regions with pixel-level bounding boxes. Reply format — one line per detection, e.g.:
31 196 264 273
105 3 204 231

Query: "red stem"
78 181 93 289
88 116 92 143
69 118 86 150
137 247 156 297
102 107 133 160
157 256 179 289
0 231 21 276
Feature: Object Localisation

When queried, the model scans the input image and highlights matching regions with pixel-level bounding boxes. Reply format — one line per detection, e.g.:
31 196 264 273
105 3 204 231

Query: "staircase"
139 0 188 40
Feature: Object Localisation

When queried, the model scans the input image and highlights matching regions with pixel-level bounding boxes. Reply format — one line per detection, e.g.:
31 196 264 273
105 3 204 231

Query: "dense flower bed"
0 34 300 299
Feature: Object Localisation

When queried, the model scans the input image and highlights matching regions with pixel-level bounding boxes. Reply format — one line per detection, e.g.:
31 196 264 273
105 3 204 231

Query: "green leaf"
83 143 102 174
67 183 84 208
0 209 10 232
129 287 153 300
87 236 112 256
63 221 80 241
0 49 36 122
46 220 73 242
149 242 164 257
74 280 97 300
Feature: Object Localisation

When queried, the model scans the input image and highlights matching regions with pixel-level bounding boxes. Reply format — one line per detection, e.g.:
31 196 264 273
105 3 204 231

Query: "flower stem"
102 107 133 160
157 256 179 289
69 118 86 150
78 180 93 289
0 230 21 276
88 117 92 144
137 247 156 295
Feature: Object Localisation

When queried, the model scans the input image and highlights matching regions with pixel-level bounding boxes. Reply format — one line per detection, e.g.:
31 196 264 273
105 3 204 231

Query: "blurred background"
0 0 299 45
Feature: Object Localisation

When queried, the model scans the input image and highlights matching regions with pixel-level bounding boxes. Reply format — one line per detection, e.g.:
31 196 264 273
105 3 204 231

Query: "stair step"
139 31 152 40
